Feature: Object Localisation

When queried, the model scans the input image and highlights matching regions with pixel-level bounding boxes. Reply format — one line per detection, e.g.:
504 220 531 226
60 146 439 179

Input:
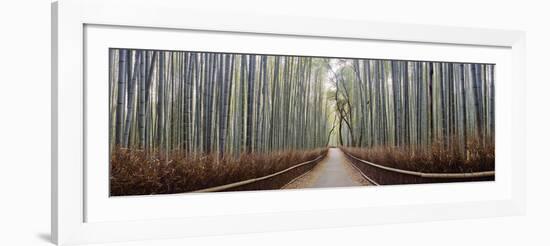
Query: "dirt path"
283 148 371 189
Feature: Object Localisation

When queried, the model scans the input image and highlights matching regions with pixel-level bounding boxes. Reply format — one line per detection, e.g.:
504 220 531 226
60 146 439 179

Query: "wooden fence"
192 153 326 192
341 149 494 185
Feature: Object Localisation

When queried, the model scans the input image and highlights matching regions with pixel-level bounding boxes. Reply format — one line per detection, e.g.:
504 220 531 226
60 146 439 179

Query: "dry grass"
343 140 494 173
110 148 328 196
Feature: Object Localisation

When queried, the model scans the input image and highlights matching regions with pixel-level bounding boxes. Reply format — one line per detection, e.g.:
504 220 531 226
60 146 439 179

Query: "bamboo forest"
109 48 495 196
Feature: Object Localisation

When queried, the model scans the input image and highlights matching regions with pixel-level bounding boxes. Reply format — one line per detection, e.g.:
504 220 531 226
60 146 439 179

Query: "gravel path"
283 148 371 189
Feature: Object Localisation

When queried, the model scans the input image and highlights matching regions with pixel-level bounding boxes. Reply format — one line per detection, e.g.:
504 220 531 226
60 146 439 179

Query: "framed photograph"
52 0 525 245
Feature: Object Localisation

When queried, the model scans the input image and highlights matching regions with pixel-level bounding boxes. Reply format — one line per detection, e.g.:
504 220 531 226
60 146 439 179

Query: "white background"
0 0 547 245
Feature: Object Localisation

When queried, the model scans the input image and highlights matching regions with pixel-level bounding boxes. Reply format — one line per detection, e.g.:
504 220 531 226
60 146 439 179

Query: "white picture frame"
52 0 526 245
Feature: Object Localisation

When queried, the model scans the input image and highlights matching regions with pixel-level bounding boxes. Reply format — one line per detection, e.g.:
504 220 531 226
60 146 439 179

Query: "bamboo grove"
109 48 495 162
330 59 495 159
109 49 332 157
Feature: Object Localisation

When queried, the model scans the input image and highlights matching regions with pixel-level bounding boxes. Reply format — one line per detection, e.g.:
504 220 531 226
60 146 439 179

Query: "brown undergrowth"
342 140 494 173
110 148 328 196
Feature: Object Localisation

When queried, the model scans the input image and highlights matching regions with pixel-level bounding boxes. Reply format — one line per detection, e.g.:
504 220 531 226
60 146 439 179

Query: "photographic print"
109 49 495 196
